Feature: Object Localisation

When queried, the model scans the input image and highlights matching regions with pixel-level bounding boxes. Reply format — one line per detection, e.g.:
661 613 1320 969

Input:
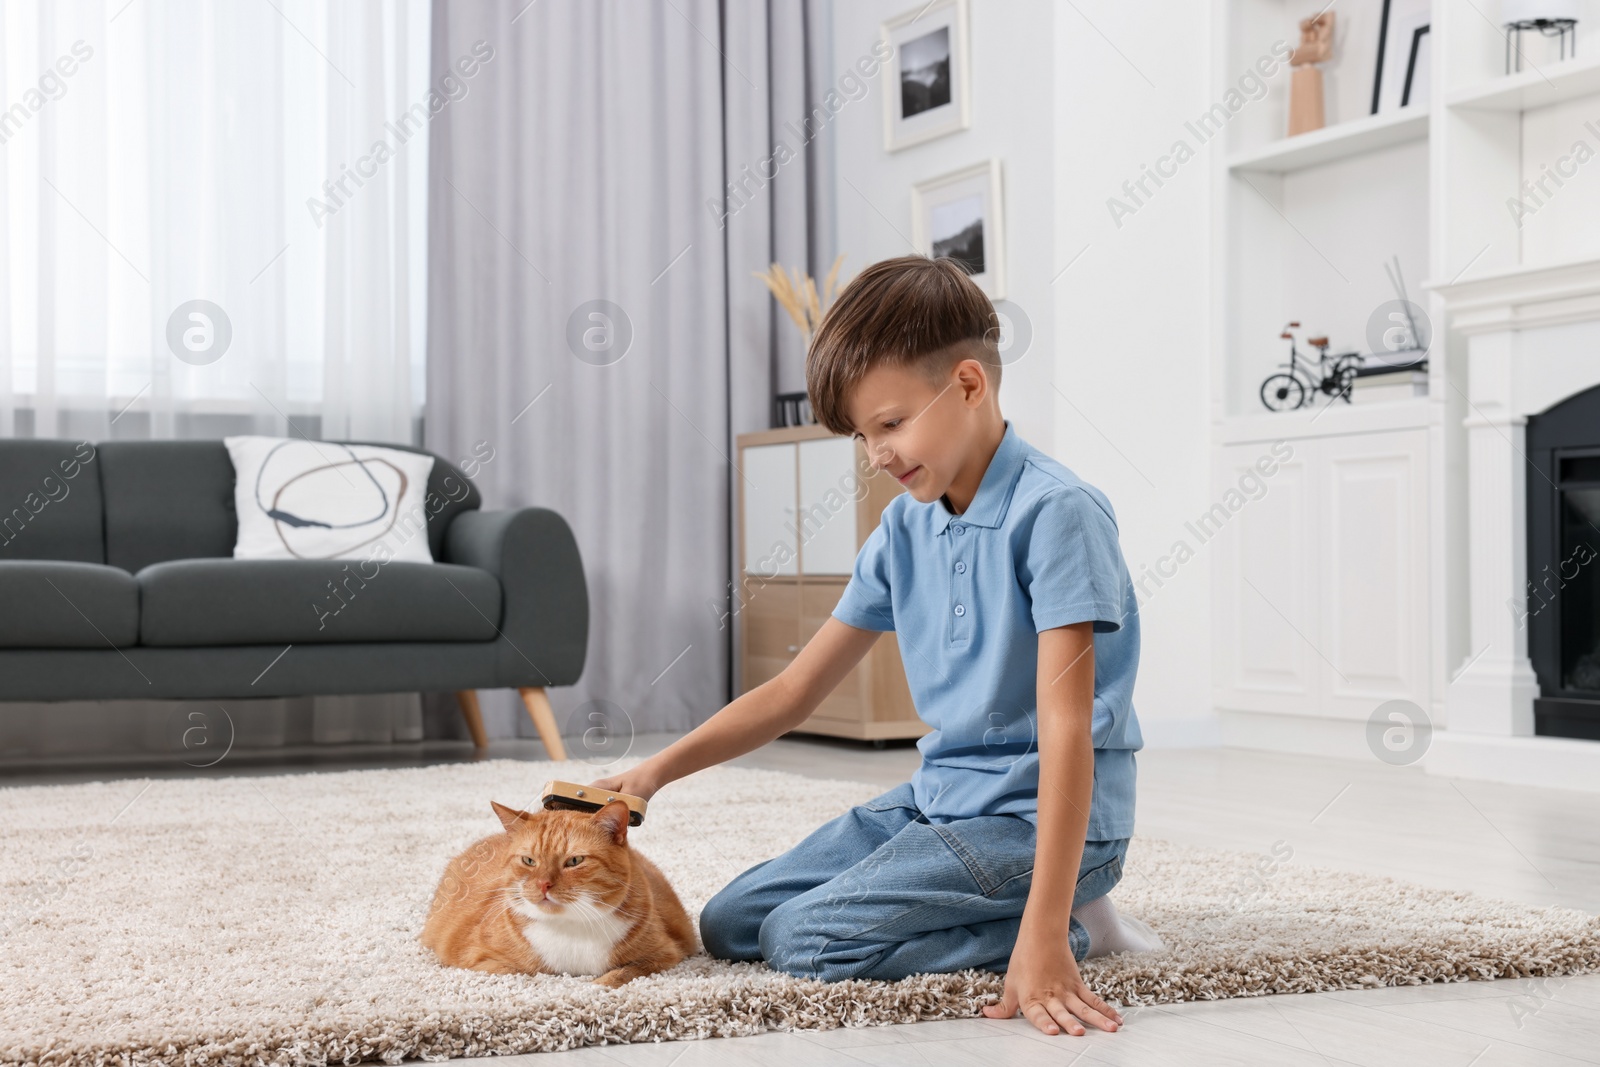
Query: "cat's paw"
592 969 634 989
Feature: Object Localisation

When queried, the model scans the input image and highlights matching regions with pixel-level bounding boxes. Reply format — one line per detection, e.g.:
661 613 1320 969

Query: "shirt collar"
935 420 1027 533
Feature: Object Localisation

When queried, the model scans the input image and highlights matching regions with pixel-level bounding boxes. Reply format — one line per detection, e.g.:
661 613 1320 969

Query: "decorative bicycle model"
1259 322 1365 412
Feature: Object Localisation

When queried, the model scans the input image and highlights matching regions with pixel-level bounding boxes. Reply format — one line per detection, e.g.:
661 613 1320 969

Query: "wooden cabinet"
1211 427 1430 719
736 425 926 742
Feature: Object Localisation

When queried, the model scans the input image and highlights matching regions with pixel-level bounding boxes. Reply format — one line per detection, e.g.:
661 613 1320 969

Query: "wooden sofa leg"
518 686 568 761
456 690 489 749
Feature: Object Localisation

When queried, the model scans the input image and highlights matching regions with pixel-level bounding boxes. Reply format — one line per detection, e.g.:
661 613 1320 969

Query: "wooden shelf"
1448 53 1600 113
1227 108 1430 174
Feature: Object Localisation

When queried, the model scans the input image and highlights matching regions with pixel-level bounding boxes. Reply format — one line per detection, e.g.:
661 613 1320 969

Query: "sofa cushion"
0 561 139 647
0 440 106 563
98 440 238 572
137 559 502 646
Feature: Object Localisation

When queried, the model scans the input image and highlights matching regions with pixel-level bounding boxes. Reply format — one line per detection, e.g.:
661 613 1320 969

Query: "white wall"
1051 3 1217 745
830 1 1218 745
829 0 1056 454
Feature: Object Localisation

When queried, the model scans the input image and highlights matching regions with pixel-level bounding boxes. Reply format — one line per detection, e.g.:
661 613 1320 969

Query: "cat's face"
487 799 631 915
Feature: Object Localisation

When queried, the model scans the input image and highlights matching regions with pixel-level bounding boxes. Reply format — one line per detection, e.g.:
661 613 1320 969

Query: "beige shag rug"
2 756 1598 1066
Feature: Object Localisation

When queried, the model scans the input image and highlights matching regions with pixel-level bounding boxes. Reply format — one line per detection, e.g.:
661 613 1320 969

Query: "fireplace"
1421 257 1600 791
1527 383 1600 741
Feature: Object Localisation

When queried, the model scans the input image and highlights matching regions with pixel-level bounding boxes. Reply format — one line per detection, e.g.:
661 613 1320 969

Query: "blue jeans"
699 781 1129 982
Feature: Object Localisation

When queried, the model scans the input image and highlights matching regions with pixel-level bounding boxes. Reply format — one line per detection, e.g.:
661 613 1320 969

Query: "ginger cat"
419 797 697 988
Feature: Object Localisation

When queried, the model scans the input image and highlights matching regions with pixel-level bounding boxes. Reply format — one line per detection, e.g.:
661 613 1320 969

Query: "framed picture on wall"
912 158 1005 299
881 0 970 152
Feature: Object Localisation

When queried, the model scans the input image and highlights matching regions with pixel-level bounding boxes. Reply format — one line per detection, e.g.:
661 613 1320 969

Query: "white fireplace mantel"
1432 257 1600 336
1424 256 1600 792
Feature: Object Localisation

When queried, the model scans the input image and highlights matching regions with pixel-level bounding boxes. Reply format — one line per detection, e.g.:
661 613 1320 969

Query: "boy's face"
844 353 991 507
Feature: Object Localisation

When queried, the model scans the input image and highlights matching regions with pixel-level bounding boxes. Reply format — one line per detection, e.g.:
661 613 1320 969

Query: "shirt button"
954 561 966 574
953 604 966 617
953 525 965 535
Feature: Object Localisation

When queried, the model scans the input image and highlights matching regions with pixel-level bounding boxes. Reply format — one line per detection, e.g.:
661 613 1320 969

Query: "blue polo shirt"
831 420 1142 841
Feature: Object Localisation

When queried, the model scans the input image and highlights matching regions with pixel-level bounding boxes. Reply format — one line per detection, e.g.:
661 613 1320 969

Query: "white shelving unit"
1208 0 1600 756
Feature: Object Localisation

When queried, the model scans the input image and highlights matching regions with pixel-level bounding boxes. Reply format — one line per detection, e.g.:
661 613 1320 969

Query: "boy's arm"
981 619 1120 1035
1024 621 1096 937
593 617 881 797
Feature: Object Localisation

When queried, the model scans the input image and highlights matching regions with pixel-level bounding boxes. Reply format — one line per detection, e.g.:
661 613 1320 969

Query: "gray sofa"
0 438 587 757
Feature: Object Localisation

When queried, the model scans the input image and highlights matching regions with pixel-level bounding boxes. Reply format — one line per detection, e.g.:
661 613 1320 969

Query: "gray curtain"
423 0 834 744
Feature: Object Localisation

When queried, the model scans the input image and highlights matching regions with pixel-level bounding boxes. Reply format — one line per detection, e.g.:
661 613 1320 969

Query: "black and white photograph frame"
880 0 971 152
1371 0 1431 114
911 158 1005 300
1400 24 1431 108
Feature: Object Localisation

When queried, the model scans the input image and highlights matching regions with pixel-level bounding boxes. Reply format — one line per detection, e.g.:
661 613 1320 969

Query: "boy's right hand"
585 766 661 802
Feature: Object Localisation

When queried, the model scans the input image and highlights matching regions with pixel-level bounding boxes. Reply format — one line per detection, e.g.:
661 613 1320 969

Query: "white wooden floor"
16 732 1598 1065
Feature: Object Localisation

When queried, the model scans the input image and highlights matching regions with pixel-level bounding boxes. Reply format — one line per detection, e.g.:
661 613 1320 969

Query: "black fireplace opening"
1527 383 1600 741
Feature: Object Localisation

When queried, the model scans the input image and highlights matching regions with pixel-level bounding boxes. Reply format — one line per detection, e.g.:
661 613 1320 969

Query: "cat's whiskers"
457 884 511 905
564 891 648 944
594 893 647 922
562 895 603 938
588 895 636 947
484 886 523 926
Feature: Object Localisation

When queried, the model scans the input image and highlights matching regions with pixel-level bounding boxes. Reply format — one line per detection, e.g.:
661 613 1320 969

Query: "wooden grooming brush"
540 779 648 827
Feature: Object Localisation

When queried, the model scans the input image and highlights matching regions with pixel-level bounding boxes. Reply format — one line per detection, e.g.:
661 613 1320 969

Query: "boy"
588 254 1160 1038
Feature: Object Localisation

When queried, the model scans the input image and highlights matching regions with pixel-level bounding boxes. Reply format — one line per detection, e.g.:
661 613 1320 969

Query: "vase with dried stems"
753 254 848 349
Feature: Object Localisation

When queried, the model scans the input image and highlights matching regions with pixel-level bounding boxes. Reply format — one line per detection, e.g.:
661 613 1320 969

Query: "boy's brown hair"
805 254 1000 437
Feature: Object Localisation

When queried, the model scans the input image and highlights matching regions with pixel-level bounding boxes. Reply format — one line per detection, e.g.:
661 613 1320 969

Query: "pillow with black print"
223 436 436 562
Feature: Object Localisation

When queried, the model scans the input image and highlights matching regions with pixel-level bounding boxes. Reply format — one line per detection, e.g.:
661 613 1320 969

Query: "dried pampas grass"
754 254 847 347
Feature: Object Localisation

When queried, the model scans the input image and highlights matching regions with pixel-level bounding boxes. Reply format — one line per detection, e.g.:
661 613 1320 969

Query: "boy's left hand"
980 936 1122 1037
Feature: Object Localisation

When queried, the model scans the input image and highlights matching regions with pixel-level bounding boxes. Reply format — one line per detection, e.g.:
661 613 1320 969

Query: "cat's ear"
594 799 631 844
491 800 534 832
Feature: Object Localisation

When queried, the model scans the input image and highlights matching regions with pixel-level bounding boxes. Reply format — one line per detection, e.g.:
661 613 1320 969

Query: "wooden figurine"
1288 12 1335 136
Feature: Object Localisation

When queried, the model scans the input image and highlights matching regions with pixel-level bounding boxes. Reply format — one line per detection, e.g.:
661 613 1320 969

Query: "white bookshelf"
1208 0 1600 750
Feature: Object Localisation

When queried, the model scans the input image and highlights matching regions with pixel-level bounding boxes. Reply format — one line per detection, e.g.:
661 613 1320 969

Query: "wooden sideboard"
735 425 927 744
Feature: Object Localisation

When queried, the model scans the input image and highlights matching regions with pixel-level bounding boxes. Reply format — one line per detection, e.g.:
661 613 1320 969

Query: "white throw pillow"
224 436 438 562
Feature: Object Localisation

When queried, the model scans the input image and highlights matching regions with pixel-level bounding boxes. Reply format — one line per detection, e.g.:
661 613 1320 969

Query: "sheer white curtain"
0 0 427 440
0 0 432 759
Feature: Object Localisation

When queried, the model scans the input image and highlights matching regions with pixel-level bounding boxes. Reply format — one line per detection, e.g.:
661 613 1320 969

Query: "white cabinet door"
1213 440 1320 715
797 437 860 576
1212 429 1430 720
1318 428 1429 718
742 443 798 577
